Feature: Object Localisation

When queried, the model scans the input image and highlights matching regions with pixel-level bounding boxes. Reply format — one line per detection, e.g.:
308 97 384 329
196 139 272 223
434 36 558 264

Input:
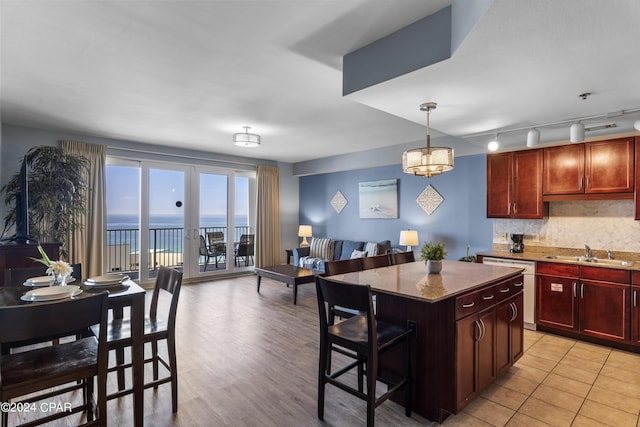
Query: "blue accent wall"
299 154 492 260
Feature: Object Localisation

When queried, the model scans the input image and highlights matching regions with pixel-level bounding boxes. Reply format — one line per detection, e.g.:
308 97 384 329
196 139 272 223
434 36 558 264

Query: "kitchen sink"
544 255 634 267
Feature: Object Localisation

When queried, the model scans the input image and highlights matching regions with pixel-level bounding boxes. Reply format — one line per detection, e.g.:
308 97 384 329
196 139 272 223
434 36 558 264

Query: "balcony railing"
106 226 251 273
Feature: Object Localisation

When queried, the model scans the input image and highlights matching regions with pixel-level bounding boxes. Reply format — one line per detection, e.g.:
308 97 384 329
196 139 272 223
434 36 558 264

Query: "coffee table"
256 264 319 305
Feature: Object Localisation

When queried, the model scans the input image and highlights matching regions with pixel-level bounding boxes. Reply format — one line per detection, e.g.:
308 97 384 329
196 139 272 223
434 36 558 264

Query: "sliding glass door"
106 158 255 284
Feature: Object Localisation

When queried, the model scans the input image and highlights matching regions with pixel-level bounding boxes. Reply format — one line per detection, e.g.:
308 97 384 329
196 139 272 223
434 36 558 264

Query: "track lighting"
487 134 500 152
526 128 540 147
570 122 585 143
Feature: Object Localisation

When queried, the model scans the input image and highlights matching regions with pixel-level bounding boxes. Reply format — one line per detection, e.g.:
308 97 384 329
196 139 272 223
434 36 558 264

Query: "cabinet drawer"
580 266 630 284
537 261 579 277
494 277 522 302
456 291 479 319
633 271 640 286
478 286 496 310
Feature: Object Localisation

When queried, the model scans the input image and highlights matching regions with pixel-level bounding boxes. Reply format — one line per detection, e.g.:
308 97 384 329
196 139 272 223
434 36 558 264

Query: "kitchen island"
327 259 524 423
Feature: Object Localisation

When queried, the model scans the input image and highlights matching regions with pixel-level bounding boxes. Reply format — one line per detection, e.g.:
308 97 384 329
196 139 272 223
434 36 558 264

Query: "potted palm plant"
1 146 88 259
420 241 447 274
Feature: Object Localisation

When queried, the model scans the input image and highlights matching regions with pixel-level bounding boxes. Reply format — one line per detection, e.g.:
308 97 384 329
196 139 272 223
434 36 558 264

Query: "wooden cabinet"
634 137 640 220
537 262 631 344
630 272 640 345
496 293 524 375
543 137 634 200
487 149 544 219
0 242 61 286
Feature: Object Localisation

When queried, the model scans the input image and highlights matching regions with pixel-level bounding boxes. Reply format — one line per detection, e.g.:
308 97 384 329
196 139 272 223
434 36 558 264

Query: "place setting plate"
21 285 82 302
23 276 76 287
84 273 130 289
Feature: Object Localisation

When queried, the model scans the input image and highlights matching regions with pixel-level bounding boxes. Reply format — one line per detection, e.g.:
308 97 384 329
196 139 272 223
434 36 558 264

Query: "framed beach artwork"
358 179 398 219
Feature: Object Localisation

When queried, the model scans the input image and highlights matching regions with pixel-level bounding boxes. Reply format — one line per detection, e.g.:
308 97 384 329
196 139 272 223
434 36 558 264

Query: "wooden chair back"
361 254 391 270
324 258 363 276
4 263 82 286
392 251 416 265
149 266 183 326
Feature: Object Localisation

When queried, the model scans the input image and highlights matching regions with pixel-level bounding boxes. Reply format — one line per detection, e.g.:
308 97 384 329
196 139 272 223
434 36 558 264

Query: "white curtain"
61 140 106 278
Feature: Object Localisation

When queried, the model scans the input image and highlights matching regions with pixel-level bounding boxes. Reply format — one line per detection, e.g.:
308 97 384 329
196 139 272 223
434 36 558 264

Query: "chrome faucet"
585 244 593 258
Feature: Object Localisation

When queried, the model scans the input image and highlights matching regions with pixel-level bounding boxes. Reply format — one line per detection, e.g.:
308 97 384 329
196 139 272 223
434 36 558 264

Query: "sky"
106 165 248 218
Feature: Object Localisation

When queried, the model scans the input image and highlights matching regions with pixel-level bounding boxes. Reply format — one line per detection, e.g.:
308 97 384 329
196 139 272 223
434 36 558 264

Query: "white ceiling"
2 0 640 164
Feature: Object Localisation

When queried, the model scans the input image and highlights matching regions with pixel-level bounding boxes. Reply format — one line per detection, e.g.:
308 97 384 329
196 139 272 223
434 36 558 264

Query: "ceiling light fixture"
570 122 585 143
634 120 640 131
233 126 261 148
526 128 540 147
487 134 500 152
402 102 454 178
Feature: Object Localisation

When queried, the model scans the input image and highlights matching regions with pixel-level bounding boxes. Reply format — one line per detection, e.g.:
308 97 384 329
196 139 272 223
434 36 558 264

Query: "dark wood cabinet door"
543 144 585 195
510 293 524 363
513 149 544 218
635 137 640 220
586 138 634 194
476 307 496 392
579 279 630 343
537 274 578 331
455 314 478 411
486 152 512 218
632 286 640 345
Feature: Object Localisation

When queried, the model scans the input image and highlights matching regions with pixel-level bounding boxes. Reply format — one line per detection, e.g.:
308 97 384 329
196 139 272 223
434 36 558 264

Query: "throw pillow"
309 238 334 261
340 240 364 260
350 249 367 259
364 242 378 257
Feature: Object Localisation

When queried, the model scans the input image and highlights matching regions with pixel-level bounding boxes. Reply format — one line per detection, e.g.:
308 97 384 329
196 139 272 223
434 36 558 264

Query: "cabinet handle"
580 283 584 299
482 295 494 300
510 302 518 322
513 203 518 214
635 290 638 308
499 287 510 293
474 320 481 341
480 319 486 341
580 177 584 191
462 302 475 308
513 282 523 287
573 282 577 298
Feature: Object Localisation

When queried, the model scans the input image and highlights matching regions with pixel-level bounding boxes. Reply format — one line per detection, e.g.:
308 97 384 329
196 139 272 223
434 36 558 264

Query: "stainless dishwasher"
482 257 536 330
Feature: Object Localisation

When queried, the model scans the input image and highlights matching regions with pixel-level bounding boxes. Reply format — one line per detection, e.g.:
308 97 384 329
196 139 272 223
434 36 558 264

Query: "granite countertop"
327 260 524 303
478 244 640 271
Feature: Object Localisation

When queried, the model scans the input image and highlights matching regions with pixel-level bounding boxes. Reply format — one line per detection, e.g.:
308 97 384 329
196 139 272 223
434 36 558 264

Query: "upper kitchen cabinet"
543 137 635 200
487 149 544 219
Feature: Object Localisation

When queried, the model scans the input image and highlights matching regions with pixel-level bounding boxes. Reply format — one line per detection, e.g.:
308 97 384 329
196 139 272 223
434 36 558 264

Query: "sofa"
292 237 392 273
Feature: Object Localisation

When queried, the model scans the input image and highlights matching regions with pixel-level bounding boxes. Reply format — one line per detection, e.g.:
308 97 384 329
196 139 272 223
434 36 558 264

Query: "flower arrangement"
459 244 477 263
30 245 73 278
420 241 447 261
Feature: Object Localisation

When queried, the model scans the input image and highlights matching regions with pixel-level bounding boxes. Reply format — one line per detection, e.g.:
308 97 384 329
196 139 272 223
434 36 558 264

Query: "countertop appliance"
482 257 536 330
510 233 524 253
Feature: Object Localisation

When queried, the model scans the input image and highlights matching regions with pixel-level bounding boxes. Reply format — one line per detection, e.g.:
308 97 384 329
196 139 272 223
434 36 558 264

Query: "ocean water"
107 214 248 253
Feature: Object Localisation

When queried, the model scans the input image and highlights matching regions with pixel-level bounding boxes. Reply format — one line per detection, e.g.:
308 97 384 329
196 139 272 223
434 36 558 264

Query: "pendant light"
233 126 261 148
402 102 454 177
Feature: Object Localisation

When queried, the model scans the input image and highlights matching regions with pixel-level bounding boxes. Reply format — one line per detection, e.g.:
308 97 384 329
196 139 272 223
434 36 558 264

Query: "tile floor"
441 329 640 426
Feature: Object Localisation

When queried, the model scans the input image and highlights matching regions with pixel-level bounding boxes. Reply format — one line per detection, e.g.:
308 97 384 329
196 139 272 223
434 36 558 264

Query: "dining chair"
392 251 416 265
94 266 183 412
199 235 215 271
315 276 412 427
0 292 109 427
324 258 363 276
234 233 254 266
4 263 82 286
361 253 391 270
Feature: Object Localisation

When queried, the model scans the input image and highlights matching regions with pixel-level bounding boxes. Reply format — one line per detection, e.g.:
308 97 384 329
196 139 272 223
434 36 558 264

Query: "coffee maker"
510 234 524 253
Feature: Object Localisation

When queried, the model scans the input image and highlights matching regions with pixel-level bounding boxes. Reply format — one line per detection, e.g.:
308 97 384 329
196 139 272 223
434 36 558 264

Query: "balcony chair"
93 266 183 412
206 232 227 268
235 234 254 267
391 251 415 265
199 235 216 271
0 292 109 427
361 254 391 270
315 276 412 427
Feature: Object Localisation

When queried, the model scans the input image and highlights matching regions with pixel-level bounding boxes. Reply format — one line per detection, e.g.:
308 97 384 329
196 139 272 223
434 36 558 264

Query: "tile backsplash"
493 200 640 253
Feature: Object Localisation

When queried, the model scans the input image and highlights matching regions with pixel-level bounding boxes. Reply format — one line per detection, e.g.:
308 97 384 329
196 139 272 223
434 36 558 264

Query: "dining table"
0 278 146 427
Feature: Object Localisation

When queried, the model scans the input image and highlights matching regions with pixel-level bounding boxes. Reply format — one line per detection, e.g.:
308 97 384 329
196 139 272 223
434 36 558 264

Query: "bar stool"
315 276 412 427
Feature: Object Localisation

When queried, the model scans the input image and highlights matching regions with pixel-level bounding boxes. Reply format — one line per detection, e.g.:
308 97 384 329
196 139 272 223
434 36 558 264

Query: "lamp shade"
298 225 312 237
233 126 261 148
570 122 585 142
399 230 419 251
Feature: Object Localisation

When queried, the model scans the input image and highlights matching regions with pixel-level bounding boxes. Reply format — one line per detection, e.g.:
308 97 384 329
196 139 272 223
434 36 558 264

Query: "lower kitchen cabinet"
537 262 631 345
631 272 640 346
496 293 524 374
455 306 496 411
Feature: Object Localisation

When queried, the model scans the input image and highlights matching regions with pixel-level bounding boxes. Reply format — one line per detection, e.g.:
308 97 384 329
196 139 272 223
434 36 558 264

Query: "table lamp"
298 225 312 247
399 230 419 252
